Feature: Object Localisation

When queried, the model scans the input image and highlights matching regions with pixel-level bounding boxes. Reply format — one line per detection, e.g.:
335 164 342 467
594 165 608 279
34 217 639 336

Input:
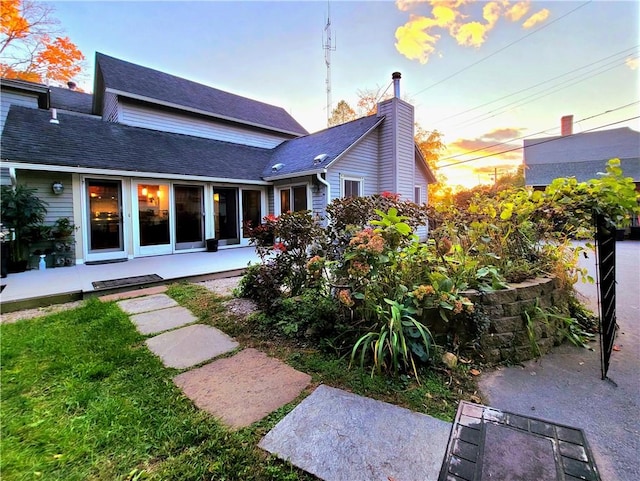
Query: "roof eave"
1 160 271 185
263 168 327 181
107 88 306 137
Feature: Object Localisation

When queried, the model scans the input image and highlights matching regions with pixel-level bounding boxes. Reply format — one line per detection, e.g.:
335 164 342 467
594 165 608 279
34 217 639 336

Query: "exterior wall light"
52 181 64 195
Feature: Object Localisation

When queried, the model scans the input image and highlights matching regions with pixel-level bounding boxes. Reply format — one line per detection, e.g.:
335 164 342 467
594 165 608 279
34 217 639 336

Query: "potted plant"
52 217 75 238
0 185 48 272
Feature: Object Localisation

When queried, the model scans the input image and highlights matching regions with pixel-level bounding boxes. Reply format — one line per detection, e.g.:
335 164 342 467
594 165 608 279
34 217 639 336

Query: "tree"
328 100 357 127
0 0 84 84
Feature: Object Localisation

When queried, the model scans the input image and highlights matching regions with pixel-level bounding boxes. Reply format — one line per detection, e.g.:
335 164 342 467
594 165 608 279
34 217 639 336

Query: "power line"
438 116 640 169
412 1 593 97
451 55 637 129
438 101 640 163
433 45 639 125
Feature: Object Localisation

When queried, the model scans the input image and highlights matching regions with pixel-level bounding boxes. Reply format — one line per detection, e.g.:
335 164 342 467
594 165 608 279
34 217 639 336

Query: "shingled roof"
94 53 308 137
50 86 94 115
524 127 640 186
1 106 272 182
264 115 384 179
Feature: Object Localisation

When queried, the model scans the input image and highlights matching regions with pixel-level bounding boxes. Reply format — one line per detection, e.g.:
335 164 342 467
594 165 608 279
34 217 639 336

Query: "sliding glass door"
174 185 205 250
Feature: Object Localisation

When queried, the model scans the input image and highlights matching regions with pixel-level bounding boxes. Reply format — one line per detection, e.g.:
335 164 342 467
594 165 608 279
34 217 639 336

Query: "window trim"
341 174 364 198
275 183 310 215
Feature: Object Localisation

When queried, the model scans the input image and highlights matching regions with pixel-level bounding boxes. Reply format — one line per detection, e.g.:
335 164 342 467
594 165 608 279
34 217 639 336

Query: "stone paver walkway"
260 385 451 481
174 348 311 429
116 293 311 430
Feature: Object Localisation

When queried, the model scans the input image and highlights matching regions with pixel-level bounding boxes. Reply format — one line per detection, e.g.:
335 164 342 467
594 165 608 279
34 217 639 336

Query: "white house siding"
103 92 120 122
377 101 396 195
376 98 415 200
1 90 39 132
118 101 290 148
327 130 380 200
18 170 74 225
395 103 415 200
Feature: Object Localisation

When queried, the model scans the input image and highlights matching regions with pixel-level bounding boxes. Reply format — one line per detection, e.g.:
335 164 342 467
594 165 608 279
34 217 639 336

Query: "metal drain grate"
439 401 601 481
92 274 163 290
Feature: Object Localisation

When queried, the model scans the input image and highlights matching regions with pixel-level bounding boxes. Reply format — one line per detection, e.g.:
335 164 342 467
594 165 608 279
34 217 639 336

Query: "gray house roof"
1 106 272 182
264 115 384 179
93 53 308 137
524 127 640 186
50 86 94 115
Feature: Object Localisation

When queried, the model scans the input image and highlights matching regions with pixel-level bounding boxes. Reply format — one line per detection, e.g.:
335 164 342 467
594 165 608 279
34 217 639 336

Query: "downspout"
316 172 330 207
9 168 17 188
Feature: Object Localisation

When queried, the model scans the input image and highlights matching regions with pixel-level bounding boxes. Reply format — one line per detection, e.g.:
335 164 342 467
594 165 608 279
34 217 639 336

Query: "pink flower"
338 289 354 307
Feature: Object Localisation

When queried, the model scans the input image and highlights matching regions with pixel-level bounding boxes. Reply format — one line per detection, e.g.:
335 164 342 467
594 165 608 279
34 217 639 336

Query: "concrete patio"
0 246 259 312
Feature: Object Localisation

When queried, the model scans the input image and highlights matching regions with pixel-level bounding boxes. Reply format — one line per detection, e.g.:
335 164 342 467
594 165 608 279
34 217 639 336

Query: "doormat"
439 401 600 481
92 274 163 290
86 258 128 266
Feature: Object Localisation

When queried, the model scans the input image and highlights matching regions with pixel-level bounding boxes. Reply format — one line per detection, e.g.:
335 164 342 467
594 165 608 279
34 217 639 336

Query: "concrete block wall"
429 277 571 364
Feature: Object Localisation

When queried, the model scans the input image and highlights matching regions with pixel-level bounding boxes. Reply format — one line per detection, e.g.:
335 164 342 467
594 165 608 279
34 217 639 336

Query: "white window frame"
275 183 310 215
414 185 423 205
341 175 364 198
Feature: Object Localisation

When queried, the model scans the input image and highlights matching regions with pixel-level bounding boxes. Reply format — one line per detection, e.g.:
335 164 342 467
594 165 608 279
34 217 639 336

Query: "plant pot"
616 229 626 241
629 227 640 240
8 259 28 273
0 243 8 278
206 238 218 252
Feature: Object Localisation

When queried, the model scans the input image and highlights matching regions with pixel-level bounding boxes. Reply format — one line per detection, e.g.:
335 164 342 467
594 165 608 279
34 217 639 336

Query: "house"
0 53 436 266
523 115 640 190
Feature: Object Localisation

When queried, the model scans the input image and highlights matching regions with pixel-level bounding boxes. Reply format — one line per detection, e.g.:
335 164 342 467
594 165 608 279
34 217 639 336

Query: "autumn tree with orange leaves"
0 0 84 84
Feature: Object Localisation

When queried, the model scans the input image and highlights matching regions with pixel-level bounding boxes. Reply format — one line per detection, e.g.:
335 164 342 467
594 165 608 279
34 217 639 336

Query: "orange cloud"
505 1 530 22
484 127 524 141
395 14 443 64
625 57 639 70
522 8 550 29
395 0 550 62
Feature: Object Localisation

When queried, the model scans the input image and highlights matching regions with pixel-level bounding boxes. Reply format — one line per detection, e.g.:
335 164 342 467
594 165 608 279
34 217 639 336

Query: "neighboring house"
0 53 435 266
523 115 640 190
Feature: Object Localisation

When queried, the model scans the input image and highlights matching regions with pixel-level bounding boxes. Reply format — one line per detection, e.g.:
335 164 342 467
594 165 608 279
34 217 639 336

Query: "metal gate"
595 214 617 379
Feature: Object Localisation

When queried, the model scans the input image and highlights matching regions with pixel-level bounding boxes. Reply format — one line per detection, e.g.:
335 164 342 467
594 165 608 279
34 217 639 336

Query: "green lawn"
1 284 471 480
0 298 312 481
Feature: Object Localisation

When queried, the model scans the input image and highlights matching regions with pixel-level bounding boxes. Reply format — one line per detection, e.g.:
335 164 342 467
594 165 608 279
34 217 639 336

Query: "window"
278 185 308 213
414 185 422 204
342 176 363 198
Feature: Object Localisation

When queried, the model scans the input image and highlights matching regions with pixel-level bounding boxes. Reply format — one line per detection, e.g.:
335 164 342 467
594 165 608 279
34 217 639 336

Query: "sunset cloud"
505 1 530 22
522 8 550 29
395 0 551 63
447 128 523 162
625 56 639 70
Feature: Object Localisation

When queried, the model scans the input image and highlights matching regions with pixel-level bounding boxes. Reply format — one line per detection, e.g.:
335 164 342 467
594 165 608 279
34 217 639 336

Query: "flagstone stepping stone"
146 324 238 369
173 348 311 429
259 384 451 481
130 306 197 335
117 293 178 314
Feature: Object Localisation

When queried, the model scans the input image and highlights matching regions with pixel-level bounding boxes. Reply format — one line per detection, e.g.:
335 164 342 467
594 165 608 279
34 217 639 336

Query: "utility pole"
323 1 336 126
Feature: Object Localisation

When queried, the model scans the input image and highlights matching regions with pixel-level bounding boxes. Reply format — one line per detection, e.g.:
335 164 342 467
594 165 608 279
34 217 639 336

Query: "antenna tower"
323 2 336 126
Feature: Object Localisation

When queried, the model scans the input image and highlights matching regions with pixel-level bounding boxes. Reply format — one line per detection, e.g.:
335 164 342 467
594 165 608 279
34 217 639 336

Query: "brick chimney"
561 115 573 136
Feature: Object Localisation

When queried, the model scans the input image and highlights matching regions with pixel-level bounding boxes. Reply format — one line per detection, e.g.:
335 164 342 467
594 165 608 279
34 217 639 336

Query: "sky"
48 0 639 188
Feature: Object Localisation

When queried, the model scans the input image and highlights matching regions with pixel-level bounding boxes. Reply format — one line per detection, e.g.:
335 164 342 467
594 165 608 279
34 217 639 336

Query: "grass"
0 298 313 481
1 282 478 480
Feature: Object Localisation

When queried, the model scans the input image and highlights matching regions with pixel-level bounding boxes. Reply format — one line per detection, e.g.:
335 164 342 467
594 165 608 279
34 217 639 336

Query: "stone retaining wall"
430 277 571 364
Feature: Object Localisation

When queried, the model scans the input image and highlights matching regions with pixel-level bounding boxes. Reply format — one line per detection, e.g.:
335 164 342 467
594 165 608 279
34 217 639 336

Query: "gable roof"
50 86 94 115
0 78 49 109
1 106 271 182
263 115 384 179
94 53 308 137
523 127 640 185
